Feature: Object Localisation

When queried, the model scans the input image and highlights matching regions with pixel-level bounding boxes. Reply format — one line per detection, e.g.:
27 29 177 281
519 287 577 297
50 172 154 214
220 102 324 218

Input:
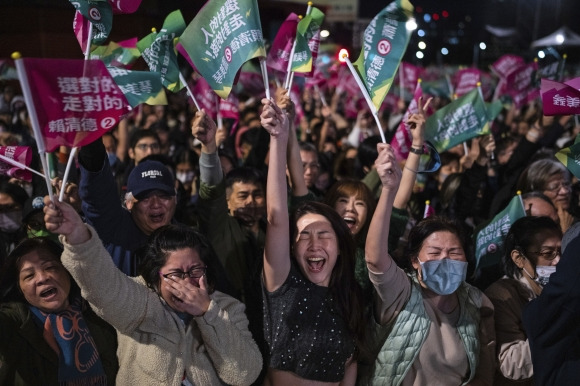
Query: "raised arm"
192 109 223 186
262 98 291 292
365 143 402 273
276 88 308 197
393 97 432 209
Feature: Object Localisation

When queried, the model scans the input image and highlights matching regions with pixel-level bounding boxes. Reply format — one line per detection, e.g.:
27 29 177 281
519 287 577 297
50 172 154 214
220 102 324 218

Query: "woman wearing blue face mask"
364 141 496 385
485 216 561 385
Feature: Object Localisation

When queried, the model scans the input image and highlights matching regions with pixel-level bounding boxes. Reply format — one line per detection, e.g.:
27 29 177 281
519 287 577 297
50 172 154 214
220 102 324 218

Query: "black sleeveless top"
262 264 355 382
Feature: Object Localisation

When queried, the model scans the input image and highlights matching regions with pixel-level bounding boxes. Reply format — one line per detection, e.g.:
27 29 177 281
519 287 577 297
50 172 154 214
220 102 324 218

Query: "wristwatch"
409 145 424 155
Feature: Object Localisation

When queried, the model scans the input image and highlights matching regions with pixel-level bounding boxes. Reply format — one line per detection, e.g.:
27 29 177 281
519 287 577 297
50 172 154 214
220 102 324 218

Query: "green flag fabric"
425 88 490 152
107 67 167 107
178 0 266 99
353 0 414 111
556 137 580 179
137 10 186 92
474 195 526 270
291 7 325 74
90 39 141 68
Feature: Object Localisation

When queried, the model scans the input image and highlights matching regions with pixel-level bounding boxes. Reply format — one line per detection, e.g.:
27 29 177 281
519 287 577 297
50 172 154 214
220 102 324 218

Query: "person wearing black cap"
78 136 177 276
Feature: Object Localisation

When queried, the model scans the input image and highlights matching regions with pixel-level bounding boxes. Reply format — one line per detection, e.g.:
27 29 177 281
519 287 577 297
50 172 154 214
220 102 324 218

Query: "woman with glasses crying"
485 216 562 385
42 197 262 386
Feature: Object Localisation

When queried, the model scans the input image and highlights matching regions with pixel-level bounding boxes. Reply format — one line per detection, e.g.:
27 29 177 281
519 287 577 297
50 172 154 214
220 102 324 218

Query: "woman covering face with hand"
365 131 496 383
0 237 118 385
42 197 262 386
261 98 370 386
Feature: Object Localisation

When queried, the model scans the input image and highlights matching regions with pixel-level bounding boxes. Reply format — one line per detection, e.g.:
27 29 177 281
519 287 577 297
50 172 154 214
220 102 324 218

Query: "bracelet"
409 146 423 155
404 166 418 173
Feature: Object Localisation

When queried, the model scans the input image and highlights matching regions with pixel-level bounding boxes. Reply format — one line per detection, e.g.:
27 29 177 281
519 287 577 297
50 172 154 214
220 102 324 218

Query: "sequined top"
262 264 356 382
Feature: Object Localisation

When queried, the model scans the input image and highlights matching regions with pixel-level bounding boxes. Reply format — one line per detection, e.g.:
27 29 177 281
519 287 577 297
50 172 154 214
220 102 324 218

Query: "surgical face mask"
0 210 23 233
107 152 118 167
417 256 468 295
176 171 195 185
535 265 556 286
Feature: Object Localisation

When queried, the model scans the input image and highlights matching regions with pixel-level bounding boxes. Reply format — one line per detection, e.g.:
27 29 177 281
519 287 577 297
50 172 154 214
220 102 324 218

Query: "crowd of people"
1 59 580 385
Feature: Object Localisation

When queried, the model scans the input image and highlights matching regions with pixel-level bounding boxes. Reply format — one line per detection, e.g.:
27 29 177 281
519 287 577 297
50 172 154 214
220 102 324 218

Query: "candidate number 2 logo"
377 39 391 56
89 7 102 21
101 117 116 130
224 47 233 63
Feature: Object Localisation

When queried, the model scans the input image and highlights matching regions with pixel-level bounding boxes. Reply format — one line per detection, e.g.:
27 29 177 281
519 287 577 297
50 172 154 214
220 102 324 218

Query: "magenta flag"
490 54 525 79
565 77 580 90
391 81 424 161
18 58 131 152
453 68 481 97
399 62 423 94
108 0 142 14
0 146 33 181
266 13 299 73
541 78 580 116
506 61 539 108
219 92 240 121
192 77 218 120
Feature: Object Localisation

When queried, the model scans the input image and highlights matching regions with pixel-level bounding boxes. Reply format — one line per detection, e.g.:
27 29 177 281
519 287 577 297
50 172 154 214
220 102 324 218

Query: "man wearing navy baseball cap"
125 160 177 236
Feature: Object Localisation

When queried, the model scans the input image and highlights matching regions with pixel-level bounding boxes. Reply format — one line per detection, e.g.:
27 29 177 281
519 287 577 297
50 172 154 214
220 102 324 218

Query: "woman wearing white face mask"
485 216 562 385
0 181 28 259
365 141 496 385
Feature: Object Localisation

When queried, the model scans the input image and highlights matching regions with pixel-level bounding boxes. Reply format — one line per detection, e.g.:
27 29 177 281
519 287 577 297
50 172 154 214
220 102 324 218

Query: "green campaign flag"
474 195 526 270
178 0 266 99
485 100 504 122
90 38 141 68
421 78 452 98
555 136 580 179
291 7 325 73
137 10 186 92
107 67 167 107
425 88 490 152
353 0 414 111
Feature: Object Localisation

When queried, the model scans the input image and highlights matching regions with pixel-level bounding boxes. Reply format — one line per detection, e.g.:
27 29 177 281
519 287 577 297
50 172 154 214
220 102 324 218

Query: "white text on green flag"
353 0 413 111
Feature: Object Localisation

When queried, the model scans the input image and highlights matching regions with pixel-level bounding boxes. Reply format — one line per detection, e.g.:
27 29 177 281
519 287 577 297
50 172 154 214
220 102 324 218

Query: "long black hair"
291 201 371 361
137 224 217 294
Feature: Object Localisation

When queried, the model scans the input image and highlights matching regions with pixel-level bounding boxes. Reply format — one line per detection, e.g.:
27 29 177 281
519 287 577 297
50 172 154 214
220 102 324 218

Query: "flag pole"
179 72 201 111
517 190 526 215
12 52 55 202
259 57 271 100
314 84 327 107
285 2 313 90
84 22 94 60
0 153 46 178
339 49 386 143
216 95 223 129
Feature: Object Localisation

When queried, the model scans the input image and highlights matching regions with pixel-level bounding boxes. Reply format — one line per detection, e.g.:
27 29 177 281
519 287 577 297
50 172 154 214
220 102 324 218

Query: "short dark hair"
403 216 466 272
129 129 160 150
502 216 562 279
225 166 265 192
357 135 381 169
137 224 217 294
0 237 70 303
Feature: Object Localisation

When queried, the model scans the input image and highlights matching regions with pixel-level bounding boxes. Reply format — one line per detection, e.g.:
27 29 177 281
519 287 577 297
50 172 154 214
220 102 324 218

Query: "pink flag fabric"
0 146 32 181
192 77 218 120
506 61 539 108
541 78 580 116
108 0 142 14
453 68 481 97
490 54 525 79
399 62 423 95
423 200 435 218
266 13 299 73
219 92 240 121
391 82 424 161
19 58 131 152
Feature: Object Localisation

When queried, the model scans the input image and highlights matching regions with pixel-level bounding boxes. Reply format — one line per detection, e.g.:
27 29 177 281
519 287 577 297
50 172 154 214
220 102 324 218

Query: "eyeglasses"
160 266 207 280
135 143 160 151
545 181 572 192
531 248 561 261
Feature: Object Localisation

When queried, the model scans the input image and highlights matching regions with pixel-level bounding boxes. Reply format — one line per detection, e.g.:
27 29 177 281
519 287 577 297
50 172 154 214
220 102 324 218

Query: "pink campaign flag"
453 68 481 97
192 77 218 120
108 0 142 14
219 92 240 121
565 77 580 90
490 54 525 79
391 81 424 161
266 13 299 74
423 200 435 218
18 58 131 152
506 61 539 108
541 78 580 116
399 62 423 94
0 146 33 181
